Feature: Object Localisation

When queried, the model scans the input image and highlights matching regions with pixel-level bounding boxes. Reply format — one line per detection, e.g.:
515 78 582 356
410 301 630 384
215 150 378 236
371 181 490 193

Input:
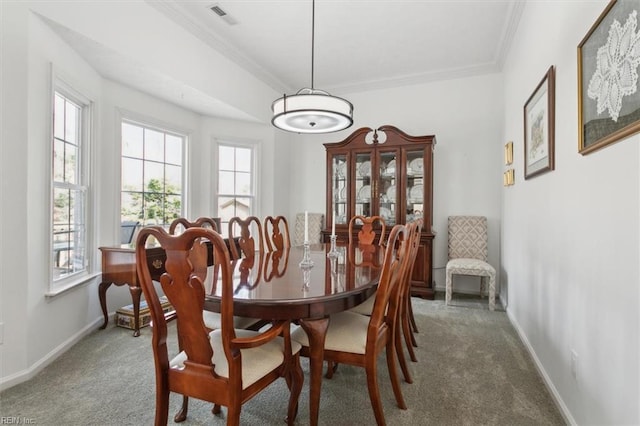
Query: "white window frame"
213 138 260 237
119 115 188 233
49 77 94 294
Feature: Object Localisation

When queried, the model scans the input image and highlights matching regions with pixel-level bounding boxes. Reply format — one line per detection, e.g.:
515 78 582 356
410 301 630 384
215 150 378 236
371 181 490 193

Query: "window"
52 90 90 284
121 120 185 239
217 143 255 237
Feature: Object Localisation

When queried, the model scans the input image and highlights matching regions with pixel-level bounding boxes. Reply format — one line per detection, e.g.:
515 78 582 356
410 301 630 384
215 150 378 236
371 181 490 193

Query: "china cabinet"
323 125 436 298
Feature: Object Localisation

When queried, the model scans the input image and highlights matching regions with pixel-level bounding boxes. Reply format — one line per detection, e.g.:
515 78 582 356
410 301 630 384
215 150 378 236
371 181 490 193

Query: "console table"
99 236 236 336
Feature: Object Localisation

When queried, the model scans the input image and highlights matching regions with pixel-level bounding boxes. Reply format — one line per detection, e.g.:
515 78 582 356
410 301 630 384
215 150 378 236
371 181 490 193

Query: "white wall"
502 1 639 424
287 73 504 291
0 2 283 389
1 1 30 384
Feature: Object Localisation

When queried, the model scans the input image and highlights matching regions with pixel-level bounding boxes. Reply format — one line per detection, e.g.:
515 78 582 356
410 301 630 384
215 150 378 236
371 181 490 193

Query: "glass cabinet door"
405 149 424 223
377 151 397 225
354 152 372 217
332 154 348 225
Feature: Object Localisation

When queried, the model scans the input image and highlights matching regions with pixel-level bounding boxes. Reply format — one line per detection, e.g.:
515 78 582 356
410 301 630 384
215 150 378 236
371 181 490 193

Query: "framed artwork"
578 0 640 154
503 169 514 187
524 66 555 179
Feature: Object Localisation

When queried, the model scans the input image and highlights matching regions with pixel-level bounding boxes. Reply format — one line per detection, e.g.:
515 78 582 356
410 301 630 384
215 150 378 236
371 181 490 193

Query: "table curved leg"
299 317 330 426
130 286 142 337
98 281 112 329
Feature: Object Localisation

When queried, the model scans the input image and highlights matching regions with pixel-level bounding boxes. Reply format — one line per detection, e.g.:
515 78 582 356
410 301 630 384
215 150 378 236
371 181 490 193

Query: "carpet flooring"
0 293 565 425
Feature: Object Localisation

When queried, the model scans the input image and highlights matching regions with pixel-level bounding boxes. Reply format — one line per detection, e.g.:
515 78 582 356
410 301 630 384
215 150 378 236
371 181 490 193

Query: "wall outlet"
570 349 578 381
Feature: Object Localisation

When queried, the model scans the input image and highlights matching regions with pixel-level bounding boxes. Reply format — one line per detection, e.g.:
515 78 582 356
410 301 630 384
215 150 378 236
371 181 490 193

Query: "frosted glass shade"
272 89 353 134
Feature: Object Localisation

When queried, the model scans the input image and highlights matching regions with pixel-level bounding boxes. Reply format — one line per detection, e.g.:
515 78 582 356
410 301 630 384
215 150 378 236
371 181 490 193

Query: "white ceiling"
46 1 525 120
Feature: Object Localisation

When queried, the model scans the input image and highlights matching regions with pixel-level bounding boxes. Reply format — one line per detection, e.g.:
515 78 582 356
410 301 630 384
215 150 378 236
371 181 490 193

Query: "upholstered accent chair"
292 212 324 245
445 216 496 311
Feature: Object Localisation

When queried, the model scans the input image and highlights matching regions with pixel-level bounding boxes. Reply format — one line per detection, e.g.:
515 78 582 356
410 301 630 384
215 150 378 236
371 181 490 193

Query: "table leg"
129 285 142 337
98 281 112 329
299 317 330 426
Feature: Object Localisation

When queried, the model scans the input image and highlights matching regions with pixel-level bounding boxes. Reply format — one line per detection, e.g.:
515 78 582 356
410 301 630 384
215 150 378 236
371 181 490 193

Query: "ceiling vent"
209 4 238 25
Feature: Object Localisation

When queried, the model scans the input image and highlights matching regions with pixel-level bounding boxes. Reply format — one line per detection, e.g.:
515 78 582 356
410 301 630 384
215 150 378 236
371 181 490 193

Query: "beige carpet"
0 294 565 425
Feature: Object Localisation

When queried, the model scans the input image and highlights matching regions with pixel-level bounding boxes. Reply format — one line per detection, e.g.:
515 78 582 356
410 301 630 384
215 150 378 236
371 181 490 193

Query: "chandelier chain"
311 0 315 90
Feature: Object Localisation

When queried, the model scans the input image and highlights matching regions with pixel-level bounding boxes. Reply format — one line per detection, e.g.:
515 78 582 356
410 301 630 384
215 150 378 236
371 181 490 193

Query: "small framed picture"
504 141 513 165
524 66 555 179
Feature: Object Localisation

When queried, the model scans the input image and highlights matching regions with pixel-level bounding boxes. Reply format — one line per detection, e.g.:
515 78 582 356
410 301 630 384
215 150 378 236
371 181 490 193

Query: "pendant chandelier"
271 0 354 134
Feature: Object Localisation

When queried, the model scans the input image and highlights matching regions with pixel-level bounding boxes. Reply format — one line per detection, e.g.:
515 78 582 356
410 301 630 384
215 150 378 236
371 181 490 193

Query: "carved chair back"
228 216 264 260
264 215 291 251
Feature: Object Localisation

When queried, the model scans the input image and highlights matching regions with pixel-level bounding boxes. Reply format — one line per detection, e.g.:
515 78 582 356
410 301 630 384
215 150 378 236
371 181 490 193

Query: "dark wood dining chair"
395 219 423 383
347 215 389 313
348 220 421 384
136 226 303 426
168 215 264 419
169 216 262 325
169 216 218 234
264 215 291 251
228 216 264 260
348 215 387 246
292 224 412 426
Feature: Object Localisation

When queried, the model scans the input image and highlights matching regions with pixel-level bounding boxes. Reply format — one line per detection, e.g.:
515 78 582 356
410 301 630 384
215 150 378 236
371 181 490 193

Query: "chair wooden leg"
155 387 170 426
402 312 418 363
395 320 413 383
386 340 407 410
212 404 222 414
286 354 304 425
325 361 339 379
227 404 241 426
173 395 188 422
365 359 386 426
408 297 419 335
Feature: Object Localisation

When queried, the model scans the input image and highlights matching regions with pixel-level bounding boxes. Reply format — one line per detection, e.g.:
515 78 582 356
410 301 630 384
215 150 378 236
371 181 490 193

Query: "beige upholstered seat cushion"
446 258 496 310
446 258 495 277
170 329 301 390
291 311 370 355
202 311 261 330
348 292 376 316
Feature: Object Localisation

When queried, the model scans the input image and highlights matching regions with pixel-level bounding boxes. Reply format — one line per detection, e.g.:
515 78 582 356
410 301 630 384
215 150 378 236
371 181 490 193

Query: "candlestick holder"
326 234 339 259
301 265 312 293
299 241 314 268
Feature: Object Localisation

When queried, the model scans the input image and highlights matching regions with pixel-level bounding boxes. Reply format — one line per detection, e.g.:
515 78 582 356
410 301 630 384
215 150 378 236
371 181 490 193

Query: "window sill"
45 272 101 299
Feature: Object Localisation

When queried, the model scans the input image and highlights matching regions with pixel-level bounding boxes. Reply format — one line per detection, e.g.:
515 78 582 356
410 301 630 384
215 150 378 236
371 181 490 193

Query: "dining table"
203 242 384 426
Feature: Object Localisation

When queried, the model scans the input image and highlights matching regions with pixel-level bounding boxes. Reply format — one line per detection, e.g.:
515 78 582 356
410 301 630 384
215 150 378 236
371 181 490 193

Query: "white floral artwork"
587 10 640 122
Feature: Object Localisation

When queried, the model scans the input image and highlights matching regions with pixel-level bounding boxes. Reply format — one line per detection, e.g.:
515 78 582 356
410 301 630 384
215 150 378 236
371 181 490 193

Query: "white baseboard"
506 307 577 426
0 316 105 392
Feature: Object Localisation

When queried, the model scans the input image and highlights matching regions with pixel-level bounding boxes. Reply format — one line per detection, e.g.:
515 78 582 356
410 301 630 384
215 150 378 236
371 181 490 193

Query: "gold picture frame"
578 0 640 154
504 141 513 165
503 169 515 187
